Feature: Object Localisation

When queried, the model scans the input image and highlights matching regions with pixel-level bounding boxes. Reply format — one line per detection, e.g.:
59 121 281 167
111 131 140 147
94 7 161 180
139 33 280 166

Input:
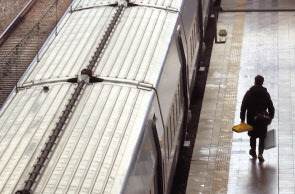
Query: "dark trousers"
250 136 265 155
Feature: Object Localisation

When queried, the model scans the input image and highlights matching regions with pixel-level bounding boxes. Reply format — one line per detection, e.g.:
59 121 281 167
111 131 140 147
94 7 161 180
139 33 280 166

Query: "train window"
196 23 198 46
176 92 179 118
173 103 176 136
197 26 199 47
172 104 175 136
195 23 197 47
190 36 193 60
194 22 197 48
170 116 173 150
192 30 195 55
162 161 165 190
166 126 170 158
194 27 196 54
193 23 195 47
178 84 180 115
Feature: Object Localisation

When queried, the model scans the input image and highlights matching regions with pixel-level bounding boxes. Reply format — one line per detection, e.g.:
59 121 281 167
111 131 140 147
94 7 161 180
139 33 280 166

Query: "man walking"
240 75 275 162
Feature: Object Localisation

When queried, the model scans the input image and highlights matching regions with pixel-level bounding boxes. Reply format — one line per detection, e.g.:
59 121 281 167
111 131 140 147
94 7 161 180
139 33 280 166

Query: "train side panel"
181 0 202 95
123 114 157 194
155 19 187 194
125 0 213 192
123 14 188 194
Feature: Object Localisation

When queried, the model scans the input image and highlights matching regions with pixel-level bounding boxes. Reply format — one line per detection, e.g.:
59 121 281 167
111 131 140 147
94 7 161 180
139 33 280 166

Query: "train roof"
21 4 179 88
0 0 183 193
0 83 153 193
72 0 182 10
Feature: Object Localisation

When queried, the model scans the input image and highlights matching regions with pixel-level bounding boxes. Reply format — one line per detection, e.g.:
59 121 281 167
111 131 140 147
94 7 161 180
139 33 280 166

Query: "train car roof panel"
0 82 154 193
0 84 76 193
93 7 178 86
20 5 180 88
31 83 153 193
71 0 183 9
129 0 182 9
72 0 118 9
21 7 116 86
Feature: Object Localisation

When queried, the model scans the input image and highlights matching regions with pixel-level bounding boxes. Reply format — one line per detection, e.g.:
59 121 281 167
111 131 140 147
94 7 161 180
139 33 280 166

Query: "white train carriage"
0 0 213 193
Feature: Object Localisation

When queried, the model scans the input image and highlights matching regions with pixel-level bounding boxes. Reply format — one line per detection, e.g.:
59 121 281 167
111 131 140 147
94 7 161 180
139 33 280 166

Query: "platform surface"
186 0 295 193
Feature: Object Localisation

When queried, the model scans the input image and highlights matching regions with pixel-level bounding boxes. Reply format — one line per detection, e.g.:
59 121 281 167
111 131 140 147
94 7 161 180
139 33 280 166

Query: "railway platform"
186 0 295 193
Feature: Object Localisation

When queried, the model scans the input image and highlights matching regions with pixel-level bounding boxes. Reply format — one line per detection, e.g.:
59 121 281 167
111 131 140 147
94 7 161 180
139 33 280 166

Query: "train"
0 0 214 193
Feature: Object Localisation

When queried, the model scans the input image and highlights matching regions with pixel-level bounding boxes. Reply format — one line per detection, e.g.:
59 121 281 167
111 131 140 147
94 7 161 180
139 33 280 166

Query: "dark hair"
255 75 264 86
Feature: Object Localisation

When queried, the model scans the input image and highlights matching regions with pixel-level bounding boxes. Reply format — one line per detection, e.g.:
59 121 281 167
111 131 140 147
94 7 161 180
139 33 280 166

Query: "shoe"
249 149 257 158
258 154 265 162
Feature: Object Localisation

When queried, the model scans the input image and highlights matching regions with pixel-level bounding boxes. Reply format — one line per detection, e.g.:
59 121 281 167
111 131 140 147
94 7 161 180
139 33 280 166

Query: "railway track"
0 0 31 34
0 0 73 108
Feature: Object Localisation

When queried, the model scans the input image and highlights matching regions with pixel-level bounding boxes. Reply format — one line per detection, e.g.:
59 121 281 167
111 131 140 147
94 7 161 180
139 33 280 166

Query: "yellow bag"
232 123 253 133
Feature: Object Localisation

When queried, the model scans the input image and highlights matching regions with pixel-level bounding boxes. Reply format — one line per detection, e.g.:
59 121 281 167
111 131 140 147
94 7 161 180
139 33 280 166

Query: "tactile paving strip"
211 8 246 194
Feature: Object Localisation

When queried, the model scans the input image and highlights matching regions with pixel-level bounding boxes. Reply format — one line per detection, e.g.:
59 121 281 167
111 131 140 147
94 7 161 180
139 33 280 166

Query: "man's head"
255 75 264 86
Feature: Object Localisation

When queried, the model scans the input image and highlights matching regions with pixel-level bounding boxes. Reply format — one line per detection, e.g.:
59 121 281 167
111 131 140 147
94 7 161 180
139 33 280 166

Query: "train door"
176 26 190 146
151 112 165 194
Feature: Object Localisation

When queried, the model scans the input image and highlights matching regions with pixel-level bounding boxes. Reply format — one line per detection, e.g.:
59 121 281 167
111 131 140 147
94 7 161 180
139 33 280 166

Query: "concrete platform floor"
186 0 295 193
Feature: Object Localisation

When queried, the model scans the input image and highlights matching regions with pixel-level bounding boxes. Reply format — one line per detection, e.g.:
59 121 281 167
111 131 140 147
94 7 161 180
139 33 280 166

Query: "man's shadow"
248 159 277 193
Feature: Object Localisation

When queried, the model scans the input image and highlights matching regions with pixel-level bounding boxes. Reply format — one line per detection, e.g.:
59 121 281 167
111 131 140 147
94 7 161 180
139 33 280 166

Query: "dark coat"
240 85 275 138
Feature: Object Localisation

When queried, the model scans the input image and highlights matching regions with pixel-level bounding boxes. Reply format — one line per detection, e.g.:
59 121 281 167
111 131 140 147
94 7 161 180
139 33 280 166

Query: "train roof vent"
67 69 104 84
